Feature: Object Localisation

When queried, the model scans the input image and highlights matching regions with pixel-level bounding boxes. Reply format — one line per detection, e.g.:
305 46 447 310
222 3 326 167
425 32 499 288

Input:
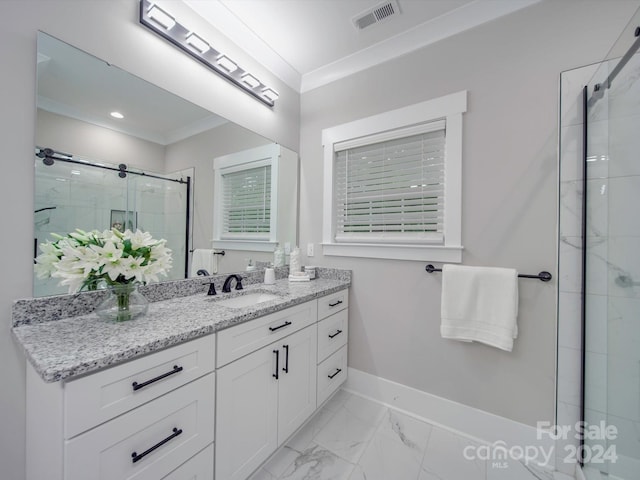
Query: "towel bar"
425 264 552 282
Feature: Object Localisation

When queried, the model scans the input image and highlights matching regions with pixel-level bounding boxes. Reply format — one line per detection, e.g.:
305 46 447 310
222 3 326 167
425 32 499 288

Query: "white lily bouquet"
35 229 172 321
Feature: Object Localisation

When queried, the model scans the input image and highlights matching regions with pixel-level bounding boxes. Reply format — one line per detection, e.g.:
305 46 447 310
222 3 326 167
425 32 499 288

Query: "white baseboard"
344 367 556 469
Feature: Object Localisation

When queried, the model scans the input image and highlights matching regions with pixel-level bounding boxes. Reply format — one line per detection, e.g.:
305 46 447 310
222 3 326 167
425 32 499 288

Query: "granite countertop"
13 276 350 383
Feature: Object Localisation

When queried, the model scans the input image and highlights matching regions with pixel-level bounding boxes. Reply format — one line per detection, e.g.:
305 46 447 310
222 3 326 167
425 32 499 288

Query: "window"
322 91 467 262
213 144 279 252
220 164 271 237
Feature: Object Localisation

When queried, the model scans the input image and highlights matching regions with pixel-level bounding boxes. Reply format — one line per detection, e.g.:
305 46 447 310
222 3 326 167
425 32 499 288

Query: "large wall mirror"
34 32 298 297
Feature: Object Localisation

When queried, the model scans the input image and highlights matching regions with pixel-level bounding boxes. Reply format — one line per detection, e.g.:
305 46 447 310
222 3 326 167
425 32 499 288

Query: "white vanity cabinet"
26 334 216 480
23 286 350 480
215 303 318 480
316 290 349 406
215 289 350 480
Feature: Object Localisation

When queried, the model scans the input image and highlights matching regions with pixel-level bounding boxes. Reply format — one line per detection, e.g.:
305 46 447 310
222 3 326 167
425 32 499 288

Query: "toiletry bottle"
290 246 301 274
273 244 285 267
264 266 276 284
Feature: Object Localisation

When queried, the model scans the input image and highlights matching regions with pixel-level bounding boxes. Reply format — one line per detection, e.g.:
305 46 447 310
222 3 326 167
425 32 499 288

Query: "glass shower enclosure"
582 28 640 479
559 12 640 480
34 150 191 297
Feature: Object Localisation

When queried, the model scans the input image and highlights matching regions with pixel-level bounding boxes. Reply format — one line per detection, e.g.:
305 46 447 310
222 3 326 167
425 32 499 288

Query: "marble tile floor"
248 389 576 480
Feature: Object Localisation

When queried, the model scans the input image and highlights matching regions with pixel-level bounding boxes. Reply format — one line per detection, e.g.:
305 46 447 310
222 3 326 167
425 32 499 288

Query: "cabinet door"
277 325 318 444
216 346 279 480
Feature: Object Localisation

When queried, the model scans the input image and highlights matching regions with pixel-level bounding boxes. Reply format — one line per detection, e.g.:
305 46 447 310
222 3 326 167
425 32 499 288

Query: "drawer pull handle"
269 321 292 332
273 350 279 380
328 300 343 307
132 365 183 391
328 329 343 339
328 368 342 379
283 345 289 373
131 427 182 463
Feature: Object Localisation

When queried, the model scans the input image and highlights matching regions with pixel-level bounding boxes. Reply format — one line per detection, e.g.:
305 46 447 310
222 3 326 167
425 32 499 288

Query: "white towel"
191 249 217 277
440 265 519 352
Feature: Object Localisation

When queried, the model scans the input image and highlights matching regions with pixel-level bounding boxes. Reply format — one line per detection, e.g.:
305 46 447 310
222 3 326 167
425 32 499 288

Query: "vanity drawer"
161 443 214 480
317 309 348 363
217 301 317 367
317 289 348 321
65 373 215 480
317 345 347 406
64 335 215 438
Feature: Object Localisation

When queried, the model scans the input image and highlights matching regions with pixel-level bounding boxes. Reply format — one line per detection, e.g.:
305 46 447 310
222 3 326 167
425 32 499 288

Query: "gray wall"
298 0 639 426
37 109 166 171
0 1 299 479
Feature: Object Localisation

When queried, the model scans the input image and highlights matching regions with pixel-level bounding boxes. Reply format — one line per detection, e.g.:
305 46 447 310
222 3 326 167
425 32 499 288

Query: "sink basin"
214 291 281 309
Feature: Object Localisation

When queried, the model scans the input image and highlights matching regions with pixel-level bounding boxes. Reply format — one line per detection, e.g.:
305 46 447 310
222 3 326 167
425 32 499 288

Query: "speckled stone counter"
13 268 350 383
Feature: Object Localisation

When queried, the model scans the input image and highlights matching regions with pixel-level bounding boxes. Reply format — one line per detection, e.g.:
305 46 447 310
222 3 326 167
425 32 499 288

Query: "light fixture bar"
139 0 277 107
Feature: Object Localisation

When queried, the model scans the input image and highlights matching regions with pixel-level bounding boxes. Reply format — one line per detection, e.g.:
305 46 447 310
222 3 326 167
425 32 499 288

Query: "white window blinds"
221 165 271 238
334 122 445 244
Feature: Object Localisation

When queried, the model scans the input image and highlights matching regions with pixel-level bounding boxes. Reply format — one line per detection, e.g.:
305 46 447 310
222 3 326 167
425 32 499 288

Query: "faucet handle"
202 282 217 296
235 276 244 290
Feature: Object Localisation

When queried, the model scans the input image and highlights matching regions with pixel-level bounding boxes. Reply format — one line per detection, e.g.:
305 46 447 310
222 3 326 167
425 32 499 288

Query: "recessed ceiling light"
110 111 124 119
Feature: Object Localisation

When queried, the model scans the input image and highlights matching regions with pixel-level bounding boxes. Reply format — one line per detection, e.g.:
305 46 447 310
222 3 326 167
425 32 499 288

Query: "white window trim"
321 90 467 262
213 143 280 251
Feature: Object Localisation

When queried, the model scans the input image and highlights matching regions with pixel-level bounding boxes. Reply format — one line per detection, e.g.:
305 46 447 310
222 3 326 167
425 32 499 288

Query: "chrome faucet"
222 274 244 293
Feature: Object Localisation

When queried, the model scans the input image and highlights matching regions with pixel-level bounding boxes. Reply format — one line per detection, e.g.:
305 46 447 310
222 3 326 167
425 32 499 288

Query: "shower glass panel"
583 26 640 480
34 156 189 297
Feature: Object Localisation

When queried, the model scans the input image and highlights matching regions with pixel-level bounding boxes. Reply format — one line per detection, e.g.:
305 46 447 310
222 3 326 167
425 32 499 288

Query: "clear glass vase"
95 283 149 322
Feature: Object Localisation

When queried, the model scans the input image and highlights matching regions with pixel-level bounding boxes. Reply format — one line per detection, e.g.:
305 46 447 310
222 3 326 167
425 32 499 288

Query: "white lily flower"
34 228 173 292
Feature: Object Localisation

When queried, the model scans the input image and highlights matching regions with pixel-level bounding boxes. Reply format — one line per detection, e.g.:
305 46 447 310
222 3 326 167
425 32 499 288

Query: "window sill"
321 243 463 263
212 240 278 252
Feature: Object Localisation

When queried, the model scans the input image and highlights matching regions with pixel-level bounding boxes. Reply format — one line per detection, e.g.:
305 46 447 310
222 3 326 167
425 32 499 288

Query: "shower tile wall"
558 56 640 479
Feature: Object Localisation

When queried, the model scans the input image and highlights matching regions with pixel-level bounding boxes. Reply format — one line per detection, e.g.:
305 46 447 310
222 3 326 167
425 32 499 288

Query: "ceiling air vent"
353 0 400 30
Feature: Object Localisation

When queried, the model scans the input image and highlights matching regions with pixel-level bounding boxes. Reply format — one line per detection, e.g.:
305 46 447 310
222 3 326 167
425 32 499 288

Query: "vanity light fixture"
147 3 176 30
262 88 280 103
217 55 238 73
185 32 210 54
241 73 261 89
139 0 279 107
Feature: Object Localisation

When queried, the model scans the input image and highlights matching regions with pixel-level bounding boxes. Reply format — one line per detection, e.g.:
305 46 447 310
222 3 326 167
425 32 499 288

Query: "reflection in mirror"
34 148 192 296
34 32 298 297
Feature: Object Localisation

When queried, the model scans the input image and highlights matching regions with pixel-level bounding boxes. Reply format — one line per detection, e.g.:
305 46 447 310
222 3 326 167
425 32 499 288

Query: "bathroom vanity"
12 270 350 480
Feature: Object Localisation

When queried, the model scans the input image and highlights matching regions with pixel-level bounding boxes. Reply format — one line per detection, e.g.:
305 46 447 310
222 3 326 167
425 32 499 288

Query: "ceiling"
37 32 226 147
184 0 541 92
36 1 541 147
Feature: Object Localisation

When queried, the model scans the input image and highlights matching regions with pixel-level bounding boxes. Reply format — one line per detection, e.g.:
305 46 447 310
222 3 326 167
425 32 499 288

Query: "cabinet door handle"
273 350 279 380
328 368 342 379
328 329 343 339
269 321 292 332
131 427 182 463
283 345 289 373
328 300 343 307
132 365 183 391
